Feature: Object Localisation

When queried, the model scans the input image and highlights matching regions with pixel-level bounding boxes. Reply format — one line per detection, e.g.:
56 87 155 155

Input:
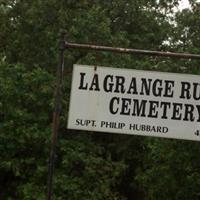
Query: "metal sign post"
47 34 200 200
65 42 200 59
47 32 66 200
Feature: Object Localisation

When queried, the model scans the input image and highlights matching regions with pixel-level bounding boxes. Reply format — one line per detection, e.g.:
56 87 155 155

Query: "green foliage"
1 0 200 200
54 136 126 200
0 60 53 199
136 139 200 200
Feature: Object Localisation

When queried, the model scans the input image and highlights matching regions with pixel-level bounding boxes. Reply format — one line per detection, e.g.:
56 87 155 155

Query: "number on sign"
194 130 200 136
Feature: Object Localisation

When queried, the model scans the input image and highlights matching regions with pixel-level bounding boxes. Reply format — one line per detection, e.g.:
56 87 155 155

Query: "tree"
1 0 200 199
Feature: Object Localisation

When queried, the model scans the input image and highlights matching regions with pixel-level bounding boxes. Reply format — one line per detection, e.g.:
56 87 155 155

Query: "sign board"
68 64 200 141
